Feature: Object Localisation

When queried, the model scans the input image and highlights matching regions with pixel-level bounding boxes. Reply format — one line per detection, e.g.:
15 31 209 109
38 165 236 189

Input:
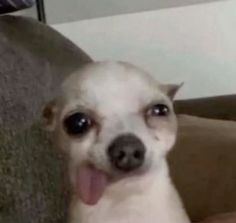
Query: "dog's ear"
160 83 183 100
42 99 58 131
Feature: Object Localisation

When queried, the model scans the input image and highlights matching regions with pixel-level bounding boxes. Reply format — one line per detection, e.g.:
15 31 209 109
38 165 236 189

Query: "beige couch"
0 15 235 223
171 96 236 221
169 114 236 221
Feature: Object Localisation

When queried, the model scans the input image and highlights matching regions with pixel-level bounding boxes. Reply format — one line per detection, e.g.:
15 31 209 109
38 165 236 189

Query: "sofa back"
175 95 236 121
0 15 91 223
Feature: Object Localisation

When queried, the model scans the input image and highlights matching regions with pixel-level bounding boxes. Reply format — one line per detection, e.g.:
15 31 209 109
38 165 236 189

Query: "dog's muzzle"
107 133 146 172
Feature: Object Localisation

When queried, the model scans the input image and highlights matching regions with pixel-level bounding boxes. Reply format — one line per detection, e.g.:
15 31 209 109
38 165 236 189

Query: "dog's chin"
73 161 150 206
110 164 151 182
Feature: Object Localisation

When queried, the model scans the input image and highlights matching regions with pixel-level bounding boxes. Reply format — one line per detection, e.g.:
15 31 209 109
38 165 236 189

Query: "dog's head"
43 61 181 205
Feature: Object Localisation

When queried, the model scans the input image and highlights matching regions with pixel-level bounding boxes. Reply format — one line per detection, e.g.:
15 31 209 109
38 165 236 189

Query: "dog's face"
43 61 180 205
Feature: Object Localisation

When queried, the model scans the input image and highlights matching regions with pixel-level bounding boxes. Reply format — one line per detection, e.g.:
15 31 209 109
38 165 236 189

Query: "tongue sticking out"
75 164 109 205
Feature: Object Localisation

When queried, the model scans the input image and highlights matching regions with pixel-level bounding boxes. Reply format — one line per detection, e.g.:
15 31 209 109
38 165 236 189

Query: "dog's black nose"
107 134 146 172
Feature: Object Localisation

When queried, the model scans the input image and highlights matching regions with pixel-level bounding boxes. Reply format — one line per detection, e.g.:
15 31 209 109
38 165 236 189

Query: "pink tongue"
76 165 108 205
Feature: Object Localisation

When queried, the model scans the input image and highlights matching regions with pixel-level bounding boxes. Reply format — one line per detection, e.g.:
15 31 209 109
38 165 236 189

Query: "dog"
43 61 190 223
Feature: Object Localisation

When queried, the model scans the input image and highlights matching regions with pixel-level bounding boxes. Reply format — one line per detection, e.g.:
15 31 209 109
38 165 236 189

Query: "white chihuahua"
43 61 190 223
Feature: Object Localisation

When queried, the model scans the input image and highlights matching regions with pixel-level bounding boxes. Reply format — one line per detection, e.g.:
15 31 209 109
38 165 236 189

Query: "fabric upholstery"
0 15 91 223
169 115 236 222
175 95 236 121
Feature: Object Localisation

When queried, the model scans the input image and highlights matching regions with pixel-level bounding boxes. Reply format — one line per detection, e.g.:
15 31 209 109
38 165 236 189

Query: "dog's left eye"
146 104 170 117
63 112 93 136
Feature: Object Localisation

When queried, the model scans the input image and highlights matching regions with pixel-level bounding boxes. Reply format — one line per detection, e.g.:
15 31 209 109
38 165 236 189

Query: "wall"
53 0 236 99
44 0 222 23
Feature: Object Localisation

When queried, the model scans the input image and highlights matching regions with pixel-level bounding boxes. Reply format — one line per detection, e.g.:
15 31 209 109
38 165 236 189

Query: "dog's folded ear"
42 99 58 131
160 83 183 100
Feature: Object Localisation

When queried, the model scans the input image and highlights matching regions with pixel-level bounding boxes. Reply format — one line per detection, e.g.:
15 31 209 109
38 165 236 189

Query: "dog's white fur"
43 61 190 223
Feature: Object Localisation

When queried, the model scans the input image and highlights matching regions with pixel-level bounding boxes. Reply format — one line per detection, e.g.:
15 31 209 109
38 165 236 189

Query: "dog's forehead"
62 62 168 114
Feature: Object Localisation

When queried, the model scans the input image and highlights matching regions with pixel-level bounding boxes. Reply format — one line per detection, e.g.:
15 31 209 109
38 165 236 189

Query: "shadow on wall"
45 0 228 23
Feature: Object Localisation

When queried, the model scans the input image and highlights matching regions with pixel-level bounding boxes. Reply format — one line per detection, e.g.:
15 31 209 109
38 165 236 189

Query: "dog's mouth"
74 162 149 206
75 163 109 205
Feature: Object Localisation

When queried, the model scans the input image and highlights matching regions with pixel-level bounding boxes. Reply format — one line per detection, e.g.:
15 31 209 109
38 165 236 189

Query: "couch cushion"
0 125 68 223
168 115 236 222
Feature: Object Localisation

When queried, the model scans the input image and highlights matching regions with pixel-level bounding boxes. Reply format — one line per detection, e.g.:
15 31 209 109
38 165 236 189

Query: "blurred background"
14 0 236 99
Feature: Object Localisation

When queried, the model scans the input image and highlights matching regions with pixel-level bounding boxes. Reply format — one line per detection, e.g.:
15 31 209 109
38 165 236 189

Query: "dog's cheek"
150 116 177 150
151 140 168 158
89 142 111 171
70 142 87 165
163 117 178 151
162 132 177 153
144 126 177 161
67 131 97 165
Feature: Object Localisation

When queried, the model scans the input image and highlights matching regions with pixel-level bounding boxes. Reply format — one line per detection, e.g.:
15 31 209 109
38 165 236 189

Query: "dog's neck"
69 160 190 223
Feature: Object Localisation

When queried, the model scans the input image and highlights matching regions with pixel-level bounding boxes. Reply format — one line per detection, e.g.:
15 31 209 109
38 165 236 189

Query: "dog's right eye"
146 103 170 117
63 112 93 136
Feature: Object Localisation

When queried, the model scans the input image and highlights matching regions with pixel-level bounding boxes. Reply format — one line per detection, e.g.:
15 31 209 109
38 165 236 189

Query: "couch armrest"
174 95 236 121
